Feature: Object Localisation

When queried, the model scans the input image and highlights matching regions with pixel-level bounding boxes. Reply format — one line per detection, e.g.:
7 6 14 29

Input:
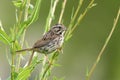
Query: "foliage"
0 0 119 80
0 0 96 79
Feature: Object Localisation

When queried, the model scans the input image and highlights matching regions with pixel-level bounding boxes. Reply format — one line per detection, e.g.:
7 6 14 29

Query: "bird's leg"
44 54 52 65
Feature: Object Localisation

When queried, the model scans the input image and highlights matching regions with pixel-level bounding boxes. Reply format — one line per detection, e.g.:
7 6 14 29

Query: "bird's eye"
58 26 61 29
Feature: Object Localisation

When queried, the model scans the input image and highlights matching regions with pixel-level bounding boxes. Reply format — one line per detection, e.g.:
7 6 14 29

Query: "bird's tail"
16 48 33 53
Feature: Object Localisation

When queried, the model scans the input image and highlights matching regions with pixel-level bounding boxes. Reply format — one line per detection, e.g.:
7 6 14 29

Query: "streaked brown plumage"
16 24 66 65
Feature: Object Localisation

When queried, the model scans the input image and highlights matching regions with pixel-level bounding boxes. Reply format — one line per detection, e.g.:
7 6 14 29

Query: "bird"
16 24 66 65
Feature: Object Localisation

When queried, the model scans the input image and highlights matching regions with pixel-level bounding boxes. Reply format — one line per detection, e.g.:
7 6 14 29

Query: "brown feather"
33 31 57 48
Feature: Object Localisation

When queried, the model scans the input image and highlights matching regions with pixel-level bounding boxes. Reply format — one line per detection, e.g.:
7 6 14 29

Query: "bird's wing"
33 31 57 48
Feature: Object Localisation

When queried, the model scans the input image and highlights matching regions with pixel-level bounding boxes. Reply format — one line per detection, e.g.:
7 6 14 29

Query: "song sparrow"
16 24 66 65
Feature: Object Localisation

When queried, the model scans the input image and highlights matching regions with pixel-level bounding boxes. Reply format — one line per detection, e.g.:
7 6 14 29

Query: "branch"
86 8 120 80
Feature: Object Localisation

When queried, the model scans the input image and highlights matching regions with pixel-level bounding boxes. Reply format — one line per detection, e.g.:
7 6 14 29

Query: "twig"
58 0 67 24
40 52 58 80
44 0 59 33
68 0 83 28
49 0 59 26
70 0 95 35
65 0 96 41
24 0 31 21
11 42 16 80
16 0 31 71
86 8 120 80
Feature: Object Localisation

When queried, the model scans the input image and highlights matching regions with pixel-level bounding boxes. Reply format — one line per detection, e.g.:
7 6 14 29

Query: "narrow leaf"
16 55 41 80
17 0 42 39
0 29 11 45
12 0 23 8
65 34 72 41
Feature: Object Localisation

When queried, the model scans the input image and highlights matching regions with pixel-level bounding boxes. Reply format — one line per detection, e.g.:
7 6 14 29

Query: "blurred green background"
0 0 120 80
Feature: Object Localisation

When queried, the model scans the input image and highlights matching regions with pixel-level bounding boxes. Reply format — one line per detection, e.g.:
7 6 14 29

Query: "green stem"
40 52 59 80
22 0 31 46
65 0 83 40
16 0 31 71
44 0 59 33
69 0 83 28
11 55 15 80
71 0 95 33
24 0 31 21
49 0 59 26
86 8 120 80
58 0 67 24
11 42 15 80
16 11 23 72
18 10 23 25
65 0 95 41
40 55 47 80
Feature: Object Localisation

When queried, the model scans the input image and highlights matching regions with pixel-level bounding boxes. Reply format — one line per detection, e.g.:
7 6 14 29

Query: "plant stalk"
58 0 67 24
86 8 120 80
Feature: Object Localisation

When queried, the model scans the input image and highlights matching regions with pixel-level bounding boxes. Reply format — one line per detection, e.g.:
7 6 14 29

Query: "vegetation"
0 0 119 80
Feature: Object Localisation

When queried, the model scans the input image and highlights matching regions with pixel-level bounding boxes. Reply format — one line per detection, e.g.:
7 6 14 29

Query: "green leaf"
13 71 18 79
71 7 74 21
16 22 27 39
89 3 97 8
28 4 34 14
53 63 62 67
16 63 36 79
65 34 72 41
16 67 32 80
12 0 23 8
0 29 11 45
16 55 41 80
44 0 56 33
17 0 42 39
27 0 42 25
